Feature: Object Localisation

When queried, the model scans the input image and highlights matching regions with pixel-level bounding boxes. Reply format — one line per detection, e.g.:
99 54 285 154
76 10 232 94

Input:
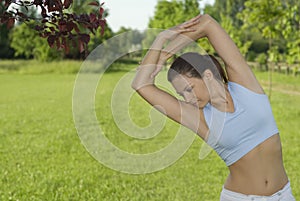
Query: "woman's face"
171 74 210 109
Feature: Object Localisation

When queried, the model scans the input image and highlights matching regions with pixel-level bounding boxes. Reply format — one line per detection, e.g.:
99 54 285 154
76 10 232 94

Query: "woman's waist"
222 180 293 200
224 174 289 196
224 134 288 195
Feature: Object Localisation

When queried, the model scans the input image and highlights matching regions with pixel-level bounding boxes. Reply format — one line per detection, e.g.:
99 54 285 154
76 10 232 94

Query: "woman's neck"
208 81 234 113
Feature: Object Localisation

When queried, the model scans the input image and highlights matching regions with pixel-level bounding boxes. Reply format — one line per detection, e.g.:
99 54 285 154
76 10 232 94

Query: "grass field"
0 60 299 200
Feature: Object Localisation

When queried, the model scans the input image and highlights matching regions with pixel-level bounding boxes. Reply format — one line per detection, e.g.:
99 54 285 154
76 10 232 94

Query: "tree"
0 24 14 58
204 0 246 27
238 0 287 63
88 23 113 52
0 0 106 54
147 0 202 53
148 0 200 29
241 0 297 90
62 0 111 58
113 27 144 59
10 21 63 61
203 0 253 56
282 1 300 70
238 0 300 97
219 14 252 58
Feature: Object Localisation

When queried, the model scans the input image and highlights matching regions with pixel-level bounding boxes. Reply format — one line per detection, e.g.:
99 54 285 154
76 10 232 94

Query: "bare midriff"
224 134 289 196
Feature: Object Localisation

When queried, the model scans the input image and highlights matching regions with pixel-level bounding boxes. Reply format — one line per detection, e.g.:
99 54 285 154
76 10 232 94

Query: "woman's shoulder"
228 81 266 97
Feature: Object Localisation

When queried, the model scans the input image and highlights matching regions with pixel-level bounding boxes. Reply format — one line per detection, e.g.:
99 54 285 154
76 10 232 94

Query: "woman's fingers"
178 28 196 33
181 18 200 28
177 22 198 33
167 16 201 37
150 15 203 77
184 14 201 24
175 16 201 34
190 14 202 23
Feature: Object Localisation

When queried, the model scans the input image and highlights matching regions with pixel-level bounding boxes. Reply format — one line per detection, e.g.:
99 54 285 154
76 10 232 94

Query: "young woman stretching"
131 14 296 200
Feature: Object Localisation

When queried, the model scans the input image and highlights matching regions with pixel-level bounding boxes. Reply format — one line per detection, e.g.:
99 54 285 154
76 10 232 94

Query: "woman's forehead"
171 75 190 89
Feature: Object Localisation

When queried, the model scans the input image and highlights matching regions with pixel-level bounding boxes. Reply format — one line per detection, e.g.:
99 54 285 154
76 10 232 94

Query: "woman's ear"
203 69 213 81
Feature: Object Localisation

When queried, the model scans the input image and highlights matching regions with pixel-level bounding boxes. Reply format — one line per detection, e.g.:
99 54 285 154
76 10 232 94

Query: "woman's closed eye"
186 86 193 92
177 86 193 96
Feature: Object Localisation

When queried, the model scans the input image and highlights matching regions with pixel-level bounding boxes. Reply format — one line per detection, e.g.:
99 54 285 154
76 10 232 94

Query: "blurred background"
1 0 299 72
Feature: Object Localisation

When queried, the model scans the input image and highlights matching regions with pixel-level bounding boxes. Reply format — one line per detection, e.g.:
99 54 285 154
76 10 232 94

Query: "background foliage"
1 0 299 67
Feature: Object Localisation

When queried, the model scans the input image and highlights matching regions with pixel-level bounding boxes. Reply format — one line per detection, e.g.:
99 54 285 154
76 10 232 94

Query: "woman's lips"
190 101 198 107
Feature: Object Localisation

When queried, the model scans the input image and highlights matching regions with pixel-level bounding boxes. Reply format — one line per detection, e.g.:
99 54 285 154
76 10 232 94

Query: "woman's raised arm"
156 14 264 94
131 18 208 139
203 15 264 93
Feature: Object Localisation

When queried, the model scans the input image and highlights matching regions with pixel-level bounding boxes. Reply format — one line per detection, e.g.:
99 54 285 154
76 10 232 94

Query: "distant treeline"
1 0 299 72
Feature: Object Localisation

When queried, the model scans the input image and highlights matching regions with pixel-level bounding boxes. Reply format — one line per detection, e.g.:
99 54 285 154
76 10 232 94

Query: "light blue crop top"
203 82 279 166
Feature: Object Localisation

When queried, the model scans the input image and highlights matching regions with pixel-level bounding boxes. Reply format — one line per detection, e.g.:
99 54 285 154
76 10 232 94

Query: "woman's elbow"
131 82 139 91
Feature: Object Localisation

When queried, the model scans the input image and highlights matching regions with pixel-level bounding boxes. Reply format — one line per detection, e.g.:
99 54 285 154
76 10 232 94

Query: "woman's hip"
220 181 296 201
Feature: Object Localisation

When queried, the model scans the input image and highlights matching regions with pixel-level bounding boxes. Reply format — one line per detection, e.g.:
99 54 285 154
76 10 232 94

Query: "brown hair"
167 52 228 83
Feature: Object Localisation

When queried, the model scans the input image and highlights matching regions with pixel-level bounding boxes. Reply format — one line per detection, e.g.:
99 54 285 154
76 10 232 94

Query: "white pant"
220 181 296 201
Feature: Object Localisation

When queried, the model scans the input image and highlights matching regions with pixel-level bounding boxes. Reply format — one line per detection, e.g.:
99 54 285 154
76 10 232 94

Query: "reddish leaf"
4 0 11 7
46 0 63 12
99 7 104 16
1 0 107 54
80 34 90 43
65 44 70 54
89 13 96 22
73 23 80 33
61 37 66 46
55 38 61 49
47 35 56 47
61 37 70 54
58 20 67 32
41 7 47 18
33 0 43 6
66 21 74 32
79 14 89 22
49 26 55 32
78 39 85 53
34 25 43 31
6 18 15 29
99 19 106 35
45 31 51 37
88 1 99 6
63 0 72 9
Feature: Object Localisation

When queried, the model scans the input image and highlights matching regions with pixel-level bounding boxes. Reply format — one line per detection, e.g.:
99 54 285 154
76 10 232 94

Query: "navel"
265 180 269 186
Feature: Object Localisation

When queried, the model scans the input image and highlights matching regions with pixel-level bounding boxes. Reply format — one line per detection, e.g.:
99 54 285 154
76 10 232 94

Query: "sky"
104 0 215 32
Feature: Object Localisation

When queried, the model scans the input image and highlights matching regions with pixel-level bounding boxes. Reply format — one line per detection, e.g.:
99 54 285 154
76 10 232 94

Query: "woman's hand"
150 15 203 77
157 14 202 42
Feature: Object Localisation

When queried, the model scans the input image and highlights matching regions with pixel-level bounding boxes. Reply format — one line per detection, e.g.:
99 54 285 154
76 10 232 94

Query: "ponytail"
208 54 228 83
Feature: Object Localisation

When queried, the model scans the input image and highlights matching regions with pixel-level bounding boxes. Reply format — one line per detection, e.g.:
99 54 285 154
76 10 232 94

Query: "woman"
131 14 296 200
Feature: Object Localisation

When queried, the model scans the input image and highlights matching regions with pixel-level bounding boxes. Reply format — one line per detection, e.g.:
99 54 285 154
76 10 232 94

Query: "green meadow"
0 60 299 200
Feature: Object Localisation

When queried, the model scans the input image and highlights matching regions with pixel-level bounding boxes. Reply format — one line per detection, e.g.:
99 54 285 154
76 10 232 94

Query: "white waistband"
222 181 291 199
